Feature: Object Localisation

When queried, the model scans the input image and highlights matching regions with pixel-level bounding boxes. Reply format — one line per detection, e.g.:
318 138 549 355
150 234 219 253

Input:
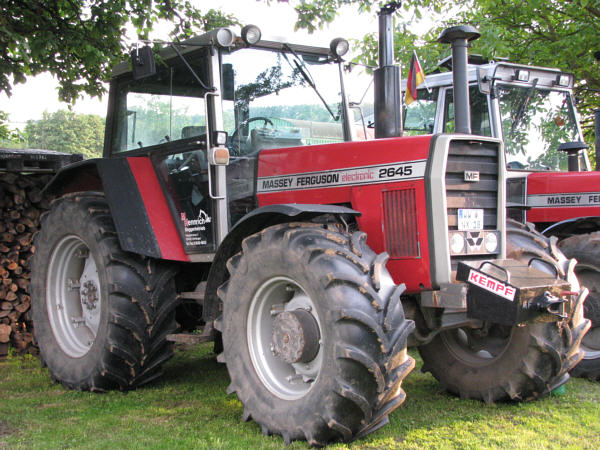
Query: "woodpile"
0 172 52 359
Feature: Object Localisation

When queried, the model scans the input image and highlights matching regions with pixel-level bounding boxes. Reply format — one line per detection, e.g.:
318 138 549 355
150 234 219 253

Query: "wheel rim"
576 265 600 359
247 276 323 400
441 324 513 367
47 235 101 358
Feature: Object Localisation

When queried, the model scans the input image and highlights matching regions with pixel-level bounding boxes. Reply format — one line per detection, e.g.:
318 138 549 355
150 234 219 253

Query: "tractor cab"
402 58 588 172
103 27 354 255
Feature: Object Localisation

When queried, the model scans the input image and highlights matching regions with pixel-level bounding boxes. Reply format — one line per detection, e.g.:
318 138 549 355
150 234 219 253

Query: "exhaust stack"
438 26 480 134
374 2 402 139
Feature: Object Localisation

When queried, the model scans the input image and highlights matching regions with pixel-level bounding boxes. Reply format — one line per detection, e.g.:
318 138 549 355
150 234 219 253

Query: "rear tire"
418 219 589 402
558 232 600 380
30 193 179 391
218 223 415 445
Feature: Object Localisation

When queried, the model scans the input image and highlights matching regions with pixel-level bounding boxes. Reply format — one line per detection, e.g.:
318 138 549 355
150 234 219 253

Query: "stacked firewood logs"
0 172 52 359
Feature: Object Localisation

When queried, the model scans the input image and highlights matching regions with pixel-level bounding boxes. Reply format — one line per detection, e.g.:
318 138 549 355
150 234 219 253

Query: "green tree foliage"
0 111 24 145
0 111 11 140
461 0 600 142
0 1 238 103
284 1 450 71
0 1 238 142
285 0 600 150
24 110 105 158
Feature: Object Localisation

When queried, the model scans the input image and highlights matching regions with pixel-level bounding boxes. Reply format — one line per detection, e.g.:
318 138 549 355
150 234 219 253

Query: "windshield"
498 85 581 171
221 47 345 156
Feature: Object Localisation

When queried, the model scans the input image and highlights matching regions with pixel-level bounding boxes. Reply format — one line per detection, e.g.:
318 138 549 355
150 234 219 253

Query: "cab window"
111 50 209 154
443 86 491 136
403 88 438 135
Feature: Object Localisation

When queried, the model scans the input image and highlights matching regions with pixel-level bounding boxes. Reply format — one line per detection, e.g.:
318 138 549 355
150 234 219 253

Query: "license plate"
458 209 484 230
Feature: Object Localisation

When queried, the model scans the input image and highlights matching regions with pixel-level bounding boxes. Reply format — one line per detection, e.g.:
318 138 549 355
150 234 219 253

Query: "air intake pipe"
438 26 480 134
374 2 402 139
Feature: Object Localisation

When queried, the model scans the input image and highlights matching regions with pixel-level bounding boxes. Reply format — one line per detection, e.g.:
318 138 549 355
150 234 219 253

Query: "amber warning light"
210 146 230 166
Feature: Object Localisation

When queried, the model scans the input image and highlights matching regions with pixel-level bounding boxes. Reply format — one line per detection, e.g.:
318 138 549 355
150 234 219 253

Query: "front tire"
558 232 600 380
418 219 589 402
30 193 179 391
218 223 415 445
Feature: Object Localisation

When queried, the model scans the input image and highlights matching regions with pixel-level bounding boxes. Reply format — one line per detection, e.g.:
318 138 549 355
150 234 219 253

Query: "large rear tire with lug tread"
217 223 415 445
557 232 600 380
418 219 589 402
30 193 179 391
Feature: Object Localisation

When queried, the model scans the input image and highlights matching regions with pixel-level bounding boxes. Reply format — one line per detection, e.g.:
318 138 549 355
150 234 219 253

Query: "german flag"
405 51 426 105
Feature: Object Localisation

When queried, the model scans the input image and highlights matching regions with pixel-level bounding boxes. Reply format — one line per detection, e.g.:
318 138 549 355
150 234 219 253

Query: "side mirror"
222 63 235 101
477 67 490 95
130 46 156 80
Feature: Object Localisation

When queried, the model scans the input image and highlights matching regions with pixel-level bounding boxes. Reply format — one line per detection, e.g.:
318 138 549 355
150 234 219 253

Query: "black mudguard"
203 204 361 321
542 216 600 238
44 158 163 259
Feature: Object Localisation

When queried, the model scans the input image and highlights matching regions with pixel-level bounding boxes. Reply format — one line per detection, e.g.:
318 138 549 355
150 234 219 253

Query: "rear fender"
44 157 188 261
44 159 103 196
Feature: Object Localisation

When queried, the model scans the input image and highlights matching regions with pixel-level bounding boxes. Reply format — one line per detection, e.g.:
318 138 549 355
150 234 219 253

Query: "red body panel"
127 157 189 262
526 171 600 223
257 136 433 292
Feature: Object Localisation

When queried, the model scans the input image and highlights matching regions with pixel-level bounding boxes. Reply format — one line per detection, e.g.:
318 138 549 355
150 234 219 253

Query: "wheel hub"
271 309 320 364
80 280 99 310
247 276 323 400
48 235 101 358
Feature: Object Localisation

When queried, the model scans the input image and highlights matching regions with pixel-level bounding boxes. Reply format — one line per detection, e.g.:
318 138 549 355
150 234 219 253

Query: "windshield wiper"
282 44 339 121
170 44 215 92
509 78 538 135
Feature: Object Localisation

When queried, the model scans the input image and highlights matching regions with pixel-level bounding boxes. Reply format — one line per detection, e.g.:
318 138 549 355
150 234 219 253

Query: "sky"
0 0 384 129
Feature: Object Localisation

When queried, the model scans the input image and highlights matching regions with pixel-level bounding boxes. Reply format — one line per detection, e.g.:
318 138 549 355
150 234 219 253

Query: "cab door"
106 51 218 255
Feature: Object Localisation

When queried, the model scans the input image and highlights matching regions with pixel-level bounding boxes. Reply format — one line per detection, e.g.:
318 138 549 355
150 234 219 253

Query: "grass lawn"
1 344 598 449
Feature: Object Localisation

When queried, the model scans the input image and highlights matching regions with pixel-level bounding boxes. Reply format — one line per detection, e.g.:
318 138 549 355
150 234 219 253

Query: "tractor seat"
181 125 206 139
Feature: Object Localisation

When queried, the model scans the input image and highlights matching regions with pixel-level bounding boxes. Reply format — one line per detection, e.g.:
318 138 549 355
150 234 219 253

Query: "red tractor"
401 46 600 380
30 6 589 445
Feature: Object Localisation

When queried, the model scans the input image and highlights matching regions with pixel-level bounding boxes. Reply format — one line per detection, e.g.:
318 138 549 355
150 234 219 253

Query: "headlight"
330 38 349 58
213 130 228 146
484 232 498 253
515 69 529 82
241 25 262 45
450 233 465 254
555 74 570 87
215 28 235 47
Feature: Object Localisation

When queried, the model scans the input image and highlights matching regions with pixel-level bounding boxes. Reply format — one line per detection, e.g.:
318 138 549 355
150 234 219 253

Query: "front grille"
383 188 419 258
446 141 498 229
446 140 499 267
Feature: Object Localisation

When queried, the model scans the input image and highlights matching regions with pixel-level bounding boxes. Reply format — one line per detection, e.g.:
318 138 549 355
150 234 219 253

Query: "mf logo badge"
464 171 480 182
466 231 483 250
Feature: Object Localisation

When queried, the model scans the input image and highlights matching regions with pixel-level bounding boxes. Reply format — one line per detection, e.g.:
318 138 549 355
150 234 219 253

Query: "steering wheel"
229 117 274 155
171 150 207 175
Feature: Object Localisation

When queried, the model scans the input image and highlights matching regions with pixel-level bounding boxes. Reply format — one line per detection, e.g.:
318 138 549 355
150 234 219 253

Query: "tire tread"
31 193 178 391
220 223 414 444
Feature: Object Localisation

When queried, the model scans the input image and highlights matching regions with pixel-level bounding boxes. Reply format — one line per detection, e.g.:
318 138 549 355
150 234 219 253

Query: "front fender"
203 204 360 322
